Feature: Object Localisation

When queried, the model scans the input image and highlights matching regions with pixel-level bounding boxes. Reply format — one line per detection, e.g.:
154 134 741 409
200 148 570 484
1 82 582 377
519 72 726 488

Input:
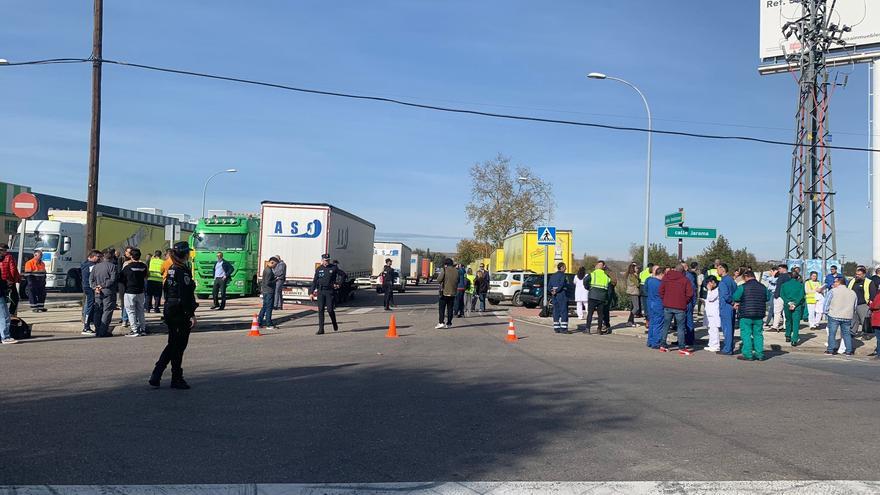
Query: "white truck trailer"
370 242 412 293
407 253 422 285
258 202 375 302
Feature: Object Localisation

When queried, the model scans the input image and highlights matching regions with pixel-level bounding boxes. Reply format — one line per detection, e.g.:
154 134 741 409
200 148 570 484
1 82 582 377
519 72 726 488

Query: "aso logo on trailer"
270 219 322 238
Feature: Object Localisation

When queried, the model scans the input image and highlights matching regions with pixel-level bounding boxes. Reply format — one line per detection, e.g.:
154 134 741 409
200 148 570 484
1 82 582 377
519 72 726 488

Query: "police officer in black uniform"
332 259 348 303
381 258 395 311
149 241 198 389
310 254 340 335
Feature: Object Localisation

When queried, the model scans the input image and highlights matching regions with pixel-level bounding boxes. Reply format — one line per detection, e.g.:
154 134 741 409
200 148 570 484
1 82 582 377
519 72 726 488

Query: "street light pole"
587 73 653 269
201 168 238 219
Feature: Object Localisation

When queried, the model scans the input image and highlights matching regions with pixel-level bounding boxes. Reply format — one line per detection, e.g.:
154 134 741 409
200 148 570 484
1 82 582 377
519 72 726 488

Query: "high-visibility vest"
804 280 822 304
848 278 871 302
591 269 610 290
148 258 164 283
639 268 650 284
707 268 719 282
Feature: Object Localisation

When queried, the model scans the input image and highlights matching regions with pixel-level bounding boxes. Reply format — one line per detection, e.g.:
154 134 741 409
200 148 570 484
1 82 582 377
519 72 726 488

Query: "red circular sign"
11 192 39 219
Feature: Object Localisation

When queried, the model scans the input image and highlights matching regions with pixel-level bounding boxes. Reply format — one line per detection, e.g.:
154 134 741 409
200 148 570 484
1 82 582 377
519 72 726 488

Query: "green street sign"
666 227 717 239
664 211 684 226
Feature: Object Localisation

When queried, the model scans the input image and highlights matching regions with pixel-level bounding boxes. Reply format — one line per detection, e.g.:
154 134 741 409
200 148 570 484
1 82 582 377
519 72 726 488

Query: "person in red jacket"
658 265 695 355
0 244 22 315
868 291 880 359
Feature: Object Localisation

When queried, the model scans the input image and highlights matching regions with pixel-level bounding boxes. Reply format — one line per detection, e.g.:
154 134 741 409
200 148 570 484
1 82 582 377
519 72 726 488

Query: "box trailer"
258 202 375 302
502 230 574 273
370 241 412 293
407 254 422 285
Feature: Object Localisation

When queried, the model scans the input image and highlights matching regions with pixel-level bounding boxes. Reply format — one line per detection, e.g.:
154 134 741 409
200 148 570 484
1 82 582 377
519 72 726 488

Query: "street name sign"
537 226 556 246
666 227 716 239
664 211 683 226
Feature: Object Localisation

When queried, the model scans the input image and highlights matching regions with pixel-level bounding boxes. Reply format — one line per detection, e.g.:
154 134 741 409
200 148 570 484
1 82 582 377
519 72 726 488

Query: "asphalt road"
1 284 878 485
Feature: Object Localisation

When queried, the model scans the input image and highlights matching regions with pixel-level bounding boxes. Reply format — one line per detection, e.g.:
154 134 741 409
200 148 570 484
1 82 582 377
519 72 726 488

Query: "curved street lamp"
201 168 238 219
587 72 653 269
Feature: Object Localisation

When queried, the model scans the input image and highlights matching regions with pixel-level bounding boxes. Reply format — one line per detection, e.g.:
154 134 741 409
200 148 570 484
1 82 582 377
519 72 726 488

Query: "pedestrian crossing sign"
537 226 556 246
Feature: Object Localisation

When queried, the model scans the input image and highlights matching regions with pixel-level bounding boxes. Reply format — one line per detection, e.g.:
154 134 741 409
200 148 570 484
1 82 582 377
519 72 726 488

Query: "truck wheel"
251 276 258 296
512 291 523 307
65 269 82 292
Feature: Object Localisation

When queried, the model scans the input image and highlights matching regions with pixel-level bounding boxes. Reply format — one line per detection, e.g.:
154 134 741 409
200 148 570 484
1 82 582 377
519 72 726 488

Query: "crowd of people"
638 259 879 360
434 259 491 328
512 256 879 361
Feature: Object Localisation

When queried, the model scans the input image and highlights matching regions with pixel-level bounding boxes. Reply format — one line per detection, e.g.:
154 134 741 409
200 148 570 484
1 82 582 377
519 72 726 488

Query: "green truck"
191 216 261 298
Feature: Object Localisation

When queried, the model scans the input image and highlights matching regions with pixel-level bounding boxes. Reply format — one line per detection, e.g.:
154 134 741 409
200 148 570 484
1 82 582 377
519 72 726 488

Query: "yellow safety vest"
707 268 719 281
148 258 164 283
804 280 822 304
847 278 871 302
591 269 610 290
639 268 650 284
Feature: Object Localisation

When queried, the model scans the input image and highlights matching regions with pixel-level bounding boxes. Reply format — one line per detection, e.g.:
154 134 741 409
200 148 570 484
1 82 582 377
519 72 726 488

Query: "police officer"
149 241 198 390
381 258 395 311
310 254 340 335
548 262 570 334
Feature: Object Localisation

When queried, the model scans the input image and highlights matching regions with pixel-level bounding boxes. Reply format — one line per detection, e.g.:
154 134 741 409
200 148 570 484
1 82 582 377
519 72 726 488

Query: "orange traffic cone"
385 314 399 339
506 317 518 342
247 313 261 337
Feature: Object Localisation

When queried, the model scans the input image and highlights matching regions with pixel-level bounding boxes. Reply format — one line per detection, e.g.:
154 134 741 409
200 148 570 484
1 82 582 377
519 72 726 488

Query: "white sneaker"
1 338 19 344
435 323 445 329
445 324 452 329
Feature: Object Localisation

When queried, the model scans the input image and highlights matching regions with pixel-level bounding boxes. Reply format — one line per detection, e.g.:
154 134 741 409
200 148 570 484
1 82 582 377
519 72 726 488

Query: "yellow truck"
501 230 574 273
490 248 504 273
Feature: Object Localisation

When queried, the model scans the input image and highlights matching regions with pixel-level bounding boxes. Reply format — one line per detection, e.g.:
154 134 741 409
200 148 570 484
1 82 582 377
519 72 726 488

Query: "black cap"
172 241 191 256
321 254 331 260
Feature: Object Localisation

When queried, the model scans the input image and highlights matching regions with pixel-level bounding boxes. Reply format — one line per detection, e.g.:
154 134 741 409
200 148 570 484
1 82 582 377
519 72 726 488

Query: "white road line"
347 308 375 315
3 481 879 494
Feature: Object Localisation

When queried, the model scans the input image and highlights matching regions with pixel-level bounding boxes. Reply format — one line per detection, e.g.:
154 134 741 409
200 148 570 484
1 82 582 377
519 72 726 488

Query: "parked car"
520 273 577 313
487 270 535 306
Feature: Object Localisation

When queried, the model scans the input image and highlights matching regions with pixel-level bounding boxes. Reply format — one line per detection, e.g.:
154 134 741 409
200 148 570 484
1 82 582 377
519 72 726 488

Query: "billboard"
760 0 880 63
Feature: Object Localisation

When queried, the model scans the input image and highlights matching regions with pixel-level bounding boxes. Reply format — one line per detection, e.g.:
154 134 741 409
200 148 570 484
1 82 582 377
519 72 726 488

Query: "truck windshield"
193 233 246 251
11 233 60 252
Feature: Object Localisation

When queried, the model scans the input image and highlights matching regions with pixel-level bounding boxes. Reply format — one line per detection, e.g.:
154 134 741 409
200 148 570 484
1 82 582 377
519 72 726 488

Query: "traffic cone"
247 313 261 337
385 314 399 339
506 317 518 342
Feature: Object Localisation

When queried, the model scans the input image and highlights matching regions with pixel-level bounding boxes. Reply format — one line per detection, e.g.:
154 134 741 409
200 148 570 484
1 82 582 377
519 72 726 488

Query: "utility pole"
85 0 103 251
782 0 847 270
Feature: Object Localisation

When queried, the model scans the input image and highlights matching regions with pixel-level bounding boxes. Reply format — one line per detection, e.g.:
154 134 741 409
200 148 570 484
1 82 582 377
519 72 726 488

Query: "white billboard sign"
760 0 880 63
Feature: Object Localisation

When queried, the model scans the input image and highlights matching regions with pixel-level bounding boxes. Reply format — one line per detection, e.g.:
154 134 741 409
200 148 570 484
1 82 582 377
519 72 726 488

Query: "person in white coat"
703 276 721 352
574 266 589 322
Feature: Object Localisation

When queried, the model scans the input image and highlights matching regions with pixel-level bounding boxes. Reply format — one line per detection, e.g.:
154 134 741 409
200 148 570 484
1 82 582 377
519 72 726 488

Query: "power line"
4 56 880 153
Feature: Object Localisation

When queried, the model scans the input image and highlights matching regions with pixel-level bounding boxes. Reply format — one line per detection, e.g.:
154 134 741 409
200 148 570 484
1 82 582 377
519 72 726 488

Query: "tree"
465 153 554 247
843 261 858 277
456 239 494 266
694 236 760 271
629 243 678 269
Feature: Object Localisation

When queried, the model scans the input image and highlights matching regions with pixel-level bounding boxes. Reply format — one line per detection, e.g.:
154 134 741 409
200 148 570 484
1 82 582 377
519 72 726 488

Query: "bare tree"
465 154 554 247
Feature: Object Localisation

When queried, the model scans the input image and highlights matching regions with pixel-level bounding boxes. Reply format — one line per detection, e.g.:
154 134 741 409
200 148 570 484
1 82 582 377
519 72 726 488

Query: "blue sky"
0 1 875 262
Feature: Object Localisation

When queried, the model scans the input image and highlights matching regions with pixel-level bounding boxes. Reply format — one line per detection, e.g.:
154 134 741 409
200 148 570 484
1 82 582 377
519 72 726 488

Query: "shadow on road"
0 363 633 484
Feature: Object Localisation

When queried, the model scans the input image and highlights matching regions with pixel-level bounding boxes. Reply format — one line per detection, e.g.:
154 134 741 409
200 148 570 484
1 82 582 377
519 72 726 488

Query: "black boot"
316 329 325 335
149 368 162 388
170 370 190 389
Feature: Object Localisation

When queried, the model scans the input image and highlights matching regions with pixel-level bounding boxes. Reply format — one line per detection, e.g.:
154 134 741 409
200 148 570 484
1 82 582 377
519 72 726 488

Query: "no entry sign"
11 192 39 219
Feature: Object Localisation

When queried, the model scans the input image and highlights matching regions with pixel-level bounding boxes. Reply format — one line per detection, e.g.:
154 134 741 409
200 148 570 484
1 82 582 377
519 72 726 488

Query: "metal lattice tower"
783 0 849 263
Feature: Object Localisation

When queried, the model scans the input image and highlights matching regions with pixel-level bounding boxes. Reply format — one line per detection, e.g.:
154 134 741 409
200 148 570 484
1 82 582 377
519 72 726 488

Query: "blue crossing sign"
537 226 556 246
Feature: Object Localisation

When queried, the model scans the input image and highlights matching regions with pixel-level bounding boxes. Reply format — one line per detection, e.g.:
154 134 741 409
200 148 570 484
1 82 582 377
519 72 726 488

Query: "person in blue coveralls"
548 262 570 334
645 266 666 348
717 264 738 355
